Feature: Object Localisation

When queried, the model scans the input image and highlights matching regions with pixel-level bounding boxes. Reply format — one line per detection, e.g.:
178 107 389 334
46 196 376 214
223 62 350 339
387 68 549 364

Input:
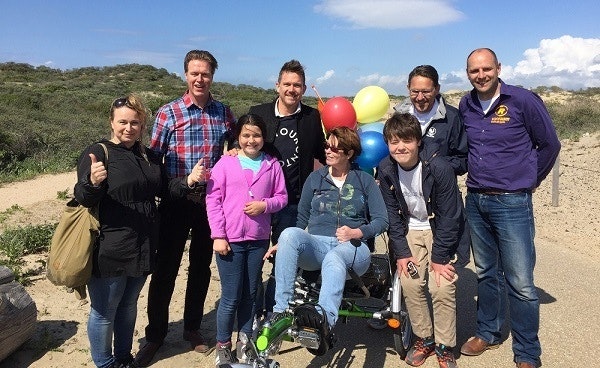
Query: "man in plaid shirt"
135 50 235 367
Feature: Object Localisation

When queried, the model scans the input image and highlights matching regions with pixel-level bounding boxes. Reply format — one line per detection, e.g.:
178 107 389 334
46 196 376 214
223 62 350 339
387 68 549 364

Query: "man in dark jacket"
249 60 326 319
394 64 469 267
378 113 463 368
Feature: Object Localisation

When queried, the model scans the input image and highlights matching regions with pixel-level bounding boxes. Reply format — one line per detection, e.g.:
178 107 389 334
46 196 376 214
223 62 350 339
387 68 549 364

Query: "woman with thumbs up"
73 93 187 368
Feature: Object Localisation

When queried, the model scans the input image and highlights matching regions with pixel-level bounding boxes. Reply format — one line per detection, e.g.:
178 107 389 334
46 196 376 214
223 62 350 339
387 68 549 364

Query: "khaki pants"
402 229 457 347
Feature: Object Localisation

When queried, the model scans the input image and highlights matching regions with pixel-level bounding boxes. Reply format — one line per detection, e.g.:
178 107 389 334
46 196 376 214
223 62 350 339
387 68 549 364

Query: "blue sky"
1 0 599 97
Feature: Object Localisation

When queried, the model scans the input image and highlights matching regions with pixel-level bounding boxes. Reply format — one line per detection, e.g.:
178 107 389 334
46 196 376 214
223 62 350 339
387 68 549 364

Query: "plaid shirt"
150 92 235 179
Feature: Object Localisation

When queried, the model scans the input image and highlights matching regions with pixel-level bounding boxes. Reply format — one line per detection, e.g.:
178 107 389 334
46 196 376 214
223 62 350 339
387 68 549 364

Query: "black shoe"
294 304 333 356
134 342 161 367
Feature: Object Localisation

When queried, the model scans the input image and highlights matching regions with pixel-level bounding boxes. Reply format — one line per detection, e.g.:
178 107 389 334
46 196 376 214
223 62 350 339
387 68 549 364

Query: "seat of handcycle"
299 253 391 303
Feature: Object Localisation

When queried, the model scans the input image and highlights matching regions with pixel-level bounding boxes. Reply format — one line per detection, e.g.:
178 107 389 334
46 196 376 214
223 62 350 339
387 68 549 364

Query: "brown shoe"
183 330 210 353
134 341 161 367
516 362 536 368
460 336 500 356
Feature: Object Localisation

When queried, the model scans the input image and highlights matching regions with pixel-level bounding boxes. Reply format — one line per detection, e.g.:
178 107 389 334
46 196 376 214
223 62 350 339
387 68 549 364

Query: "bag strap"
98 143 109 164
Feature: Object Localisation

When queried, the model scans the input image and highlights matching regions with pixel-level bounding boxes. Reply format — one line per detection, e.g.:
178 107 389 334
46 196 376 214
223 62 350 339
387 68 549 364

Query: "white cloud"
507 35 600 89
316 70 335 84
354 73 407 95
314 0 465 29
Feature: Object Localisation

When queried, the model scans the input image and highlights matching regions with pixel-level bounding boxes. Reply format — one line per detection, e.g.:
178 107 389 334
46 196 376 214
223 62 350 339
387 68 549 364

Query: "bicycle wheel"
392 307 412 360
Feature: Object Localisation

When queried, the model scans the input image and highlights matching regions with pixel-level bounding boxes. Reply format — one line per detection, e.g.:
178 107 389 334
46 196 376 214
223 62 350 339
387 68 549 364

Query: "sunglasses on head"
112 97 131 108
324 142 344 153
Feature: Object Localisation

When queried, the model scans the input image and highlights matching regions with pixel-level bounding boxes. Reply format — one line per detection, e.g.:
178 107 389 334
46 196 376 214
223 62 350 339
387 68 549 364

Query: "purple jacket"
206 154 287 242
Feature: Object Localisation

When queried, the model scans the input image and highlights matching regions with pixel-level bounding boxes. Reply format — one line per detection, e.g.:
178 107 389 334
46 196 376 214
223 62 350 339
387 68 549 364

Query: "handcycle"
226 246 413 368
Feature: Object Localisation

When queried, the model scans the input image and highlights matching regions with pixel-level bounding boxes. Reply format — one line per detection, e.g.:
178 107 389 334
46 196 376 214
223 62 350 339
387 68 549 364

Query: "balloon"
355 131 388 169
353 86 390 124
321 97 357 132
358 121 384 135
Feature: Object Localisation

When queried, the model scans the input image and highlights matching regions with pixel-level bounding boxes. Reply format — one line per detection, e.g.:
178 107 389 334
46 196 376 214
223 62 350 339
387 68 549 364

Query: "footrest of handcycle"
295 326 322 350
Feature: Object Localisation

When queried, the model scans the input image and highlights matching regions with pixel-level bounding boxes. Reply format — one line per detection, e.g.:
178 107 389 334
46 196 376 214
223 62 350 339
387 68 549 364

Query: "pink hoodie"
206 154 287 242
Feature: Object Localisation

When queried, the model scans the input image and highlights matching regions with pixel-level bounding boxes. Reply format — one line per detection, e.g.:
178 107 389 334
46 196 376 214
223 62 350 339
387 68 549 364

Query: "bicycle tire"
392 309 412 360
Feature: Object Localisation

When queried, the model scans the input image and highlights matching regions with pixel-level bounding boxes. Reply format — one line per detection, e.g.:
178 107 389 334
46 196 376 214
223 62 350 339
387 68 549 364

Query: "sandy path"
0 172 77 212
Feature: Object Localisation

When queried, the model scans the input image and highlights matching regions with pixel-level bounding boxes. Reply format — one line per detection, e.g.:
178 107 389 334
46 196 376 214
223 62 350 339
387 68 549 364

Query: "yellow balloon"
353 86 390 124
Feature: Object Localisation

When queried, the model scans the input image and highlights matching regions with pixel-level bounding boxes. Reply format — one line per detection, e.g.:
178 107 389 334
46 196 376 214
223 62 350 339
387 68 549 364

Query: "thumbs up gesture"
89 153 107 187
187 160 208 187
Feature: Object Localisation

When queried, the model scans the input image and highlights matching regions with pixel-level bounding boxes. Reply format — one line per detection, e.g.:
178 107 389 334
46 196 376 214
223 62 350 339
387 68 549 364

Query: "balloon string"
311 85 325 105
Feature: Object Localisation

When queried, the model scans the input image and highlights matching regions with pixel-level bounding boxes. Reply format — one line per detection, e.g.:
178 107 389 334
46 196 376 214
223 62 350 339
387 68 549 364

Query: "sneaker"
405 336 435 367
436 344 458 368
215 342 238 367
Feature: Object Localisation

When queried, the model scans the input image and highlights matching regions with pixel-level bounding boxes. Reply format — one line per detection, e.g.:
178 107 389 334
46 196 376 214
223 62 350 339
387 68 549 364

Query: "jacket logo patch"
491 104 510 124
425 127 436 138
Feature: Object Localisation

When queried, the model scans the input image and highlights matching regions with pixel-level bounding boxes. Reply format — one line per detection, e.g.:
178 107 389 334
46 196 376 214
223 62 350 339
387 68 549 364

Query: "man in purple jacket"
458 48 560 368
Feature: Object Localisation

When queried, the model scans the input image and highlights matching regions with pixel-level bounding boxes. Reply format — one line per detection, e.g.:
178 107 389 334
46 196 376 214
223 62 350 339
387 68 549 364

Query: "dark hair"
234 113 269 152
408 65 439 87
235 113 267 139
383 113 422 143
278 59 306 85
327 126 362 161
466 48 499 67
184 50 218 74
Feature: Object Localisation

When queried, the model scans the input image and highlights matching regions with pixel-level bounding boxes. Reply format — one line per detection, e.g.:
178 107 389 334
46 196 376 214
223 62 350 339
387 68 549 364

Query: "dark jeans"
255 204 298 317
216 240 268 343
144 194 213 343
465 192 540 366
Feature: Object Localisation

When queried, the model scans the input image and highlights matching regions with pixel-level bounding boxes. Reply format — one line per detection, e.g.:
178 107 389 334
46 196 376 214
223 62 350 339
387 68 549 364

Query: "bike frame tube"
256 315 294 352
390 271 402 314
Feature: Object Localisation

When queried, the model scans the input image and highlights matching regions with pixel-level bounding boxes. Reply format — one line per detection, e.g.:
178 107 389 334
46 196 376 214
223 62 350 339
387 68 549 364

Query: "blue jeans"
216 240 269 343
255 204 298 317
87 274 147 368
273 227 371 326
465 192 541 366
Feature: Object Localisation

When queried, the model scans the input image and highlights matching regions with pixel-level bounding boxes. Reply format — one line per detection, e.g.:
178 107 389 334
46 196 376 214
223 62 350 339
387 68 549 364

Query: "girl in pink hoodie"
206 114 287 366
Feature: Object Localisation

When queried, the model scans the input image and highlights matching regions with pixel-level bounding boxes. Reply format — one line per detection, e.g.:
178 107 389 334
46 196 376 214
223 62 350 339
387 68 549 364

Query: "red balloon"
321 97 357 132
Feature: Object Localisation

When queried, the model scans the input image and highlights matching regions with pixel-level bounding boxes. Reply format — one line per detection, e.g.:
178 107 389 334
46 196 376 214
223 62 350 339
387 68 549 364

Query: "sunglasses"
112 97 132 108
324 142 344 153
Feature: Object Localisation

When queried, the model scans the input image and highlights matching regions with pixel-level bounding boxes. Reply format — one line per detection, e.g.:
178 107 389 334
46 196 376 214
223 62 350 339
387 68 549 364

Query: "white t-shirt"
397 162 431 230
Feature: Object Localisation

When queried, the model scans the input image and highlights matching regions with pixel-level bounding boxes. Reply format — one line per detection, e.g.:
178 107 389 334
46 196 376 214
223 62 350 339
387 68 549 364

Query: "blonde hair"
109 93 151 158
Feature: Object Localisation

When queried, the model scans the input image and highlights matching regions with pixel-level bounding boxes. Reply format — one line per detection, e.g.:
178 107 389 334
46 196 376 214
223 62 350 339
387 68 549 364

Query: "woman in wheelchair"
263 126 389 355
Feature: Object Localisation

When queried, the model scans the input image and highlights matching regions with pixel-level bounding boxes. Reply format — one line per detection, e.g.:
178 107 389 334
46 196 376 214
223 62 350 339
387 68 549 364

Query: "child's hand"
213 238 231 256
244 200 266 216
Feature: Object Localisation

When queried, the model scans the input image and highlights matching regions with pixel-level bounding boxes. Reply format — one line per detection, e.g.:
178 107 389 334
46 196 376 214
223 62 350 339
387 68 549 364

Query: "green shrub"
0 223 56 283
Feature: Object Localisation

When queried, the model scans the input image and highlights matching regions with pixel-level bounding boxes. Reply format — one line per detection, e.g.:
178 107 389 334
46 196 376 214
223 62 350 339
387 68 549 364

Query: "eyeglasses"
112 97 132 108
324 142 344 153
409 89 435 97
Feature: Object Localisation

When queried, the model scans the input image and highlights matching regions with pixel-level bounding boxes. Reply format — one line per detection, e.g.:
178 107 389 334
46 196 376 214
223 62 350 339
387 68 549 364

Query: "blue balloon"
355 131 388 169
358 121 384 134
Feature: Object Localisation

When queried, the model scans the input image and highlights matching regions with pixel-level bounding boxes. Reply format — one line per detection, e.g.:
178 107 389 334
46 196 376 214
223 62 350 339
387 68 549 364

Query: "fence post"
551 155 560 207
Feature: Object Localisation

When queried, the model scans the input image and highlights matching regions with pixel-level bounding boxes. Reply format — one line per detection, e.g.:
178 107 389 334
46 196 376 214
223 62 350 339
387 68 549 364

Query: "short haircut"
466 47 499 67
184 50 218 74
382 112 422 143
408 65 439 87
327 126 362 161
278 59 306 85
